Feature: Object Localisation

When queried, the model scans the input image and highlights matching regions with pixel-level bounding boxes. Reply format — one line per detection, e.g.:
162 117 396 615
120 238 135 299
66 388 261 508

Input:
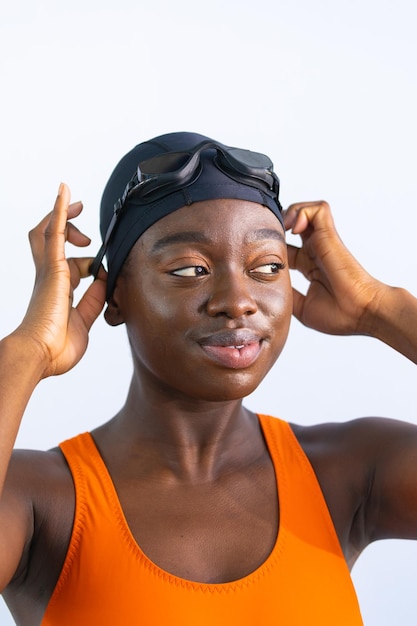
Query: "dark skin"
1 187 417 625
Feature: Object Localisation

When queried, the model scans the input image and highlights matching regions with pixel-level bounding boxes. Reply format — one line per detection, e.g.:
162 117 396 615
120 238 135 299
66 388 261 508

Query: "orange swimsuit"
42 415 363 625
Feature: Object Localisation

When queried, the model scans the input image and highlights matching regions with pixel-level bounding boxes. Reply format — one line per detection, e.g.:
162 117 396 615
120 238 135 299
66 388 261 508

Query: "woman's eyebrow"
151 227 285 253
151 231 210 253
245 228 285 244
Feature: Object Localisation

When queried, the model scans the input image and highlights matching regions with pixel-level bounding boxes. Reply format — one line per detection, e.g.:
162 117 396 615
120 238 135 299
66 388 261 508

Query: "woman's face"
108 199 292 402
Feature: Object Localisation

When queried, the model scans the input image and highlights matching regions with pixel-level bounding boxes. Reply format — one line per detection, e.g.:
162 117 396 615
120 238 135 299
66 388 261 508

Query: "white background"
1 0 416 624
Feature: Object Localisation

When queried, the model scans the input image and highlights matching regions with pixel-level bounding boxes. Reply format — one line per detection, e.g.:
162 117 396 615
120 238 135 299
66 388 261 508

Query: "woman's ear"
104 282 125 326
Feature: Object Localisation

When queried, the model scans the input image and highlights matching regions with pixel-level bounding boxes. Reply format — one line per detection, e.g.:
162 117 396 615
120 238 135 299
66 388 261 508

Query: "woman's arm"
286 200 417 544
0 184 106 590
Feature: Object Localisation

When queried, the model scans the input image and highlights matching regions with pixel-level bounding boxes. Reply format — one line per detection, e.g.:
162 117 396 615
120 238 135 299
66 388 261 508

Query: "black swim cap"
100 132 284 299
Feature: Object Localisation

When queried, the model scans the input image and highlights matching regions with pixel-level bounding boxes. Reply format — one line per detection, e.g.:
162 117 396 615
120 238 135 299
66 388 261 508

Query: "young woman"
1 132 416 625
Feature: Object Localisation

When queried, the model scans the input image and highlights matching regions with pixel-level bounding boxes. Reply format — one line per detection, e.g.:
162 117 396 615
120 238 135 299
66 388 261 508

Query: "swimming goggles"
89 140 281 278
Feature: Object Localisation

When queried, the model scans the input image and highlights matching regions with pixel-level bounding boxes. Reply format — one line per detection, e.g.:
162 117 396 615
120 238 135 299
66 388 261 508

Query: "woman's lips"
200 342 262 369
198 330 263 369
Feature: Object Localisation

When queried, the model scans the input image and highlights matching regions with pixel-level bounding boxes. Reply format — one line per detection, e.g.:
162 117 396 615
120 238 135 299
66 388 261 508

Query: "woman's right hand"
13 183 107 378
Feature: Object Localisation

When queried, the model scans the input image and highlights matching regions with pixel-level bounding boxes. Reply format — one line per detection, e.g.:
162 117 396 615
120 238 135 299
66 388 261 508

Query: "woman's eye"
250 262 285 275
171 266 208 277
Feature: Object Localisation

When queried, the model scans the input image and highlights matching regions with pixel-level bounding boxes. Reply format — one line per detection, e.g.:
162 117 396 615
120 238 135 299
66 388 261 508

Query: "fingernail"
58 182 64 196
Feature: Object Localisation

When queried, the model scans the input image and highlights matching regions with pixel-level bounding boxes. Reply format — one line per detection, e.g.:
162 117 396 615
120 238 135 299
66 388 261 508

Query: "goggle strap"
89 203 121 278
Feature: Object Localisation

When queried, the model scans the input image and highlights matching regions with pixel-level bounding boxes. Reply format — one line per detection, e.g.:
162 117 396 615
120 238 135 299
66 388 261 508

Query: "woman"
1 132 416 625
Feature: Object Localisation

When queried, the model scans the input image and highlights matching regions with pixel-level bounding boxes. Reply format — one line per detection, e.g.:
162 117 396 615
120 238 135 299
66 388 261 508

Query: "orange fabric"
41 415 363 625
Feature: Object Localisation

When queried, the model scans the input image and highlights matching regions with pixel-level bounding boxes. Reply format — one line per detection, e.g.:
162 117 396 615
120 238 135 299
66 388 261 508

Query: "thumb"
292 287 305 323
75 277 107 332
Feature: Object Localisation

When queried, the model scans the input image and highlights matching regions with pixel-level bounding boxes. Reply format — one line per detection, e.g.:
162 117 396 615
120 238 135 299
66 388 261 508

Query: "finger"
66 222 91 247
291 287 306 323
282 206 304 232
29 191 86 266
75 276 107 332
286 244 315 279
68 257 98 289
286 243 301 271
283 201 333 236
43 183 73 262
293 202 334 237
29 200 82 247
29 184 71 264
283 202 319 231
94 263 108 282
42 187 86 260
31 197 82 237
67 200 84 220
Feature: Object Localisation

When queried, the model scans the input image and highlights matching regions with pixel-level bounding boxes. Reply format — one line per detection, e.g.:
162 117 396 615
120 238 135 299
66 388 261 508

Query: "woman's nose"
205 270 258 319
